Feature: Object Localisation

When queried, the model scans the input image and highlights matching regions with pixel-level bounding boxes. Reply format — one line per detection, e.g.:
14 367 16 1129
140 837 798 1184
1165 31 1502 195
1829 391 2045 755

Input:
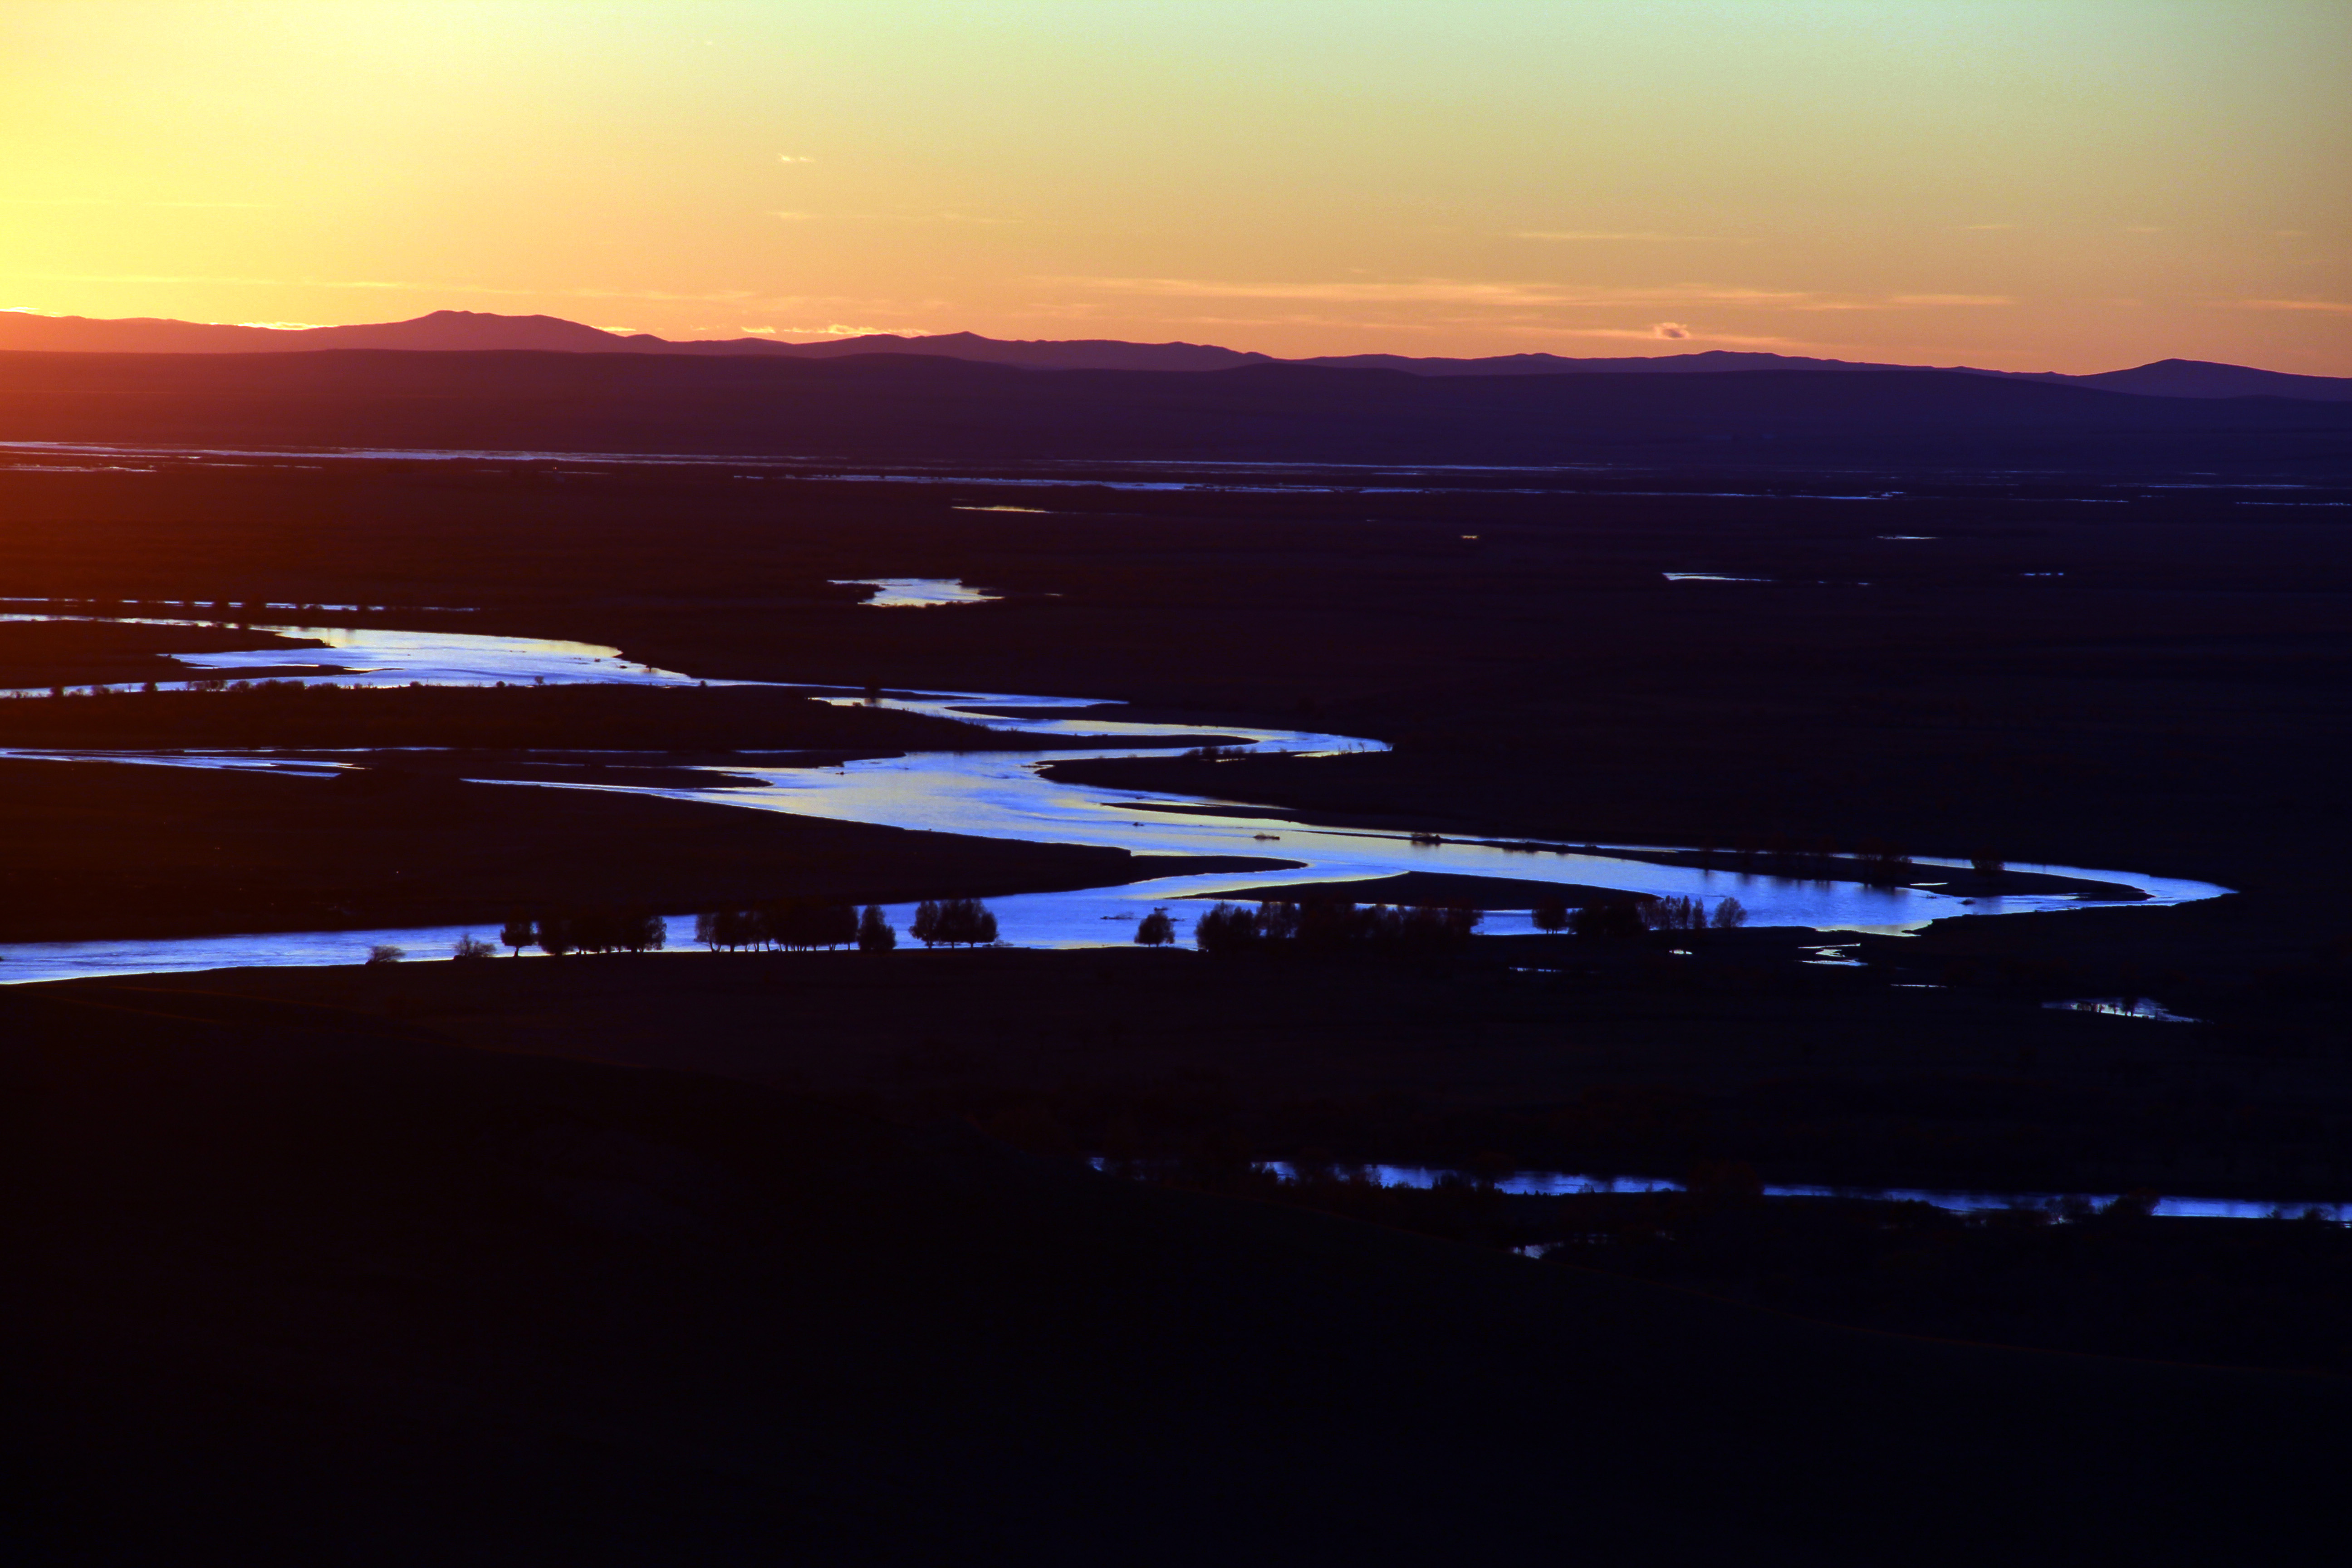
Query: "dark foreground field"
13 975 2349 1566
137 941 2352 1210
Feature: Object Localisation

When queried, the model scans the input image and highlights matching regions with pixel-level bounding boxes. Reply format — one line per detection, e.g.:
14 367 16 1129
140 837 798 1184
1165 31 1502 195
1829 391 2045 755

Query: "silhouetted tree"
1532 898 1569 935
1135 907 1175 946
1398 902 1480 951
717 907 760 951
499 916 535 956
857 904 896 952
1710 896 1748 931
1644 894 1724 933
536 915 576 957
1568 902 1646 940
943 897 997 946
908 897 997 947
1971 850 2004 879
1193 902 1259 955
618 910 666 952
765 900 855 950
570 908 624 954
1857 838 1914 887
452 934 496 960
366 943 404 965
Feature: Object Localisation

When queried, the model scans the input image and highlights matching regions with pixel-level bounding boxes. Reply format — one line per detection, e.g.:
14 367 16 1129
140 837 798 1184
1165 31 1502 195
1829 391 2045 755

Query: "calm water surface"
0 612 2228 984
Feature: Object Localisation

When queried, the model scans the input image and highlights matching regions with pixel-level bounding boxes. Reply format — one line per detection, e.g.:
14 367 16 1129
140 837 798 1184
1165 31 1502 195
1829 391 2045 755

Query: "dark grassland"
8 454 2352 1558
14 977 2348 1565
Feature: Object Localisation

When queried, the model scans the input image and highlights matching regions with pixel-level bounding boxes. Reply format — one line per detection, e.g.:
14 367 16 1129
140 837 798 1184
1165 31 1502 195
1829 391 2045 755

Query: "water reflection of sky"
828 578 1003 607
1253 1163 2348 1224
0 612 2230 975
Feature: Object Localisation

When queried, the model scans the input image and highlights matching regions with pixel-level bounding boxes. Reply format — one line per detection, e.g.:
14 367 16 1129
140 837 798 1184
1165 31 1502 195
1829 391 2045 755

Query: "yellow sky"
1 0 2345 371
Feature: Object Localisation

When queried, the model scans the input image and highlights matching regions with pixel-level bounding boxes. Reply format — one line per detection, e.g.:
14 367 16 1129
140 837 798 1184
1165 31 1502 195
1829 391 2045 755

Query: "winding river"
0 599 2225 988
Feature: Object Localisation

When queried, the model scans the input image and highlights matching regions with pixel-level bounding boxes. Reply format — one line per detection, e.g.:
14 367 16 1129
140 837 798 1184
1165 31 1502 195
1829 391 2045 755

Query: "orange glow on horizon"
0 0 2344 373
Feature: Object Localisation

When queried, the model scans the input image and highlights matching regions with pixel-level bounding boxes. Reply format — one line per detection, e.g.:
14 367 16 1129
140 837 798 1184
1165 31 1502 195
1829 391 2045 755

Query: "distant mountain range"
4 308 2349 402
2 347 2348 479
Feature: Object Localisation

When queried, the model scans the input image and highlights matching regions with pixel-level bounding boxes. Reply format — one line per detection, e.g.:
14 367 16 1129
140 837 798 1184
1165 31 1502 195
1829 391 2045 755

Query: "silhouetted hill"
771 329 1272 371
1294 347 1949 377
0 308 639 355
2055 358 2352 402
2 349 2348 475
0 311 1270 370
7 309 2348 399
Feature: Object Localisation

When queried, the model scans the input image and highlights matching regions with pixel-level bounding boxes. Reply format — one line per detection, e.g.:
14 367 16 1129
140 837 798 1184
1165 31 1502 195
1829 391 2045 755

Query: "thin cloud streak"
2234 298 2352 314
1056 276 2014 316
771 210 1018 225
1053 276 1814 309
1510 231 1737 243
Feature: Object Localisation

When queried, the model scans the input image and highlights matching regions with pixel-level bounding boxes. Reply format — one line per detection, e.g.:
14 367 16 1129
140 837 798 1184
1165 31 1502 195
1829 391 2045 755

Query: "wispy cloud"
777 154 815 163
1051 276 1813 309
2235 298 2352 314
1054 276 2013 319
769 323 935 338
1792 294 2013 312
1507 324 1809 348
1510 230 1736 244
771 210 1016 225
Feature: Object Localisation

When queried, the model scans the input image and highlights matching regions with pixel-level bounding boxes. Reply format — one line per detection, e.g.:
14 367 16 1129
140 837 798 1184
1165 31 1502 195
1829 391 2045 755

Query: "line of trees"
910 897 999 947
692 901 889 951
1530 894 1747 939
483 899 996 957
492 910 668 956
1193 898 1481 956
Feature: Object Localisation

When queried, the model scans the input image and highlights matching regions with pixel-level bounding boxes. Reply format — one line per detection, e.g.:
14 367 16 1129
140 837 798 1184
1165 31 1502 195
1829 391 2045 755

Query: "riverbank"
0 677 1240 751
0 756 1282 943
0 615 327 690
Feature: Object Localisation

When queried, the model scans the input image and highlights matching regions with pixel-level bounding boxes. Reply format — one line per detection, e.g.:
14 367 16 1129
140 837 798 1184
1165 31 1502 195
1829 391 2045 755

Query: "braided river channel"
0 607 2228 986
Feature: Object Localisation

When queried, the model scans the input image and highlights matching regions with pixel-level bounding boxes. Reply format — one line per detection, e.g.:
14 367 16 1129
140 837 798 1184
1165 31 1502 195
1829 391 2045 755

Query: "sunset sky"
1 0 2345 372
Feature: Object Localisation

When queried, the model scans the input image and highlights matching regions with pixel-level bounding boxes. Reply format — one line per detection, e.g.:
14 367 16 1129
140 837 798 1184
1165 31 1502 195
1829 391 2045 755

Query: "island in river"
0 755 1290 943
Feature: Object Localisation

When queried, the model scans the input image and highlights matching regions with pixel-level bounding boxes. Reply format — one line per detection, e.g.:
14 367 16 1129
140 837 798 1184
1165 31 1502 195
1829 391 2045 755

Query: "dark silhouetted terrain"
7 309 2349 401
14 976 2349 1564
3 349 2351 474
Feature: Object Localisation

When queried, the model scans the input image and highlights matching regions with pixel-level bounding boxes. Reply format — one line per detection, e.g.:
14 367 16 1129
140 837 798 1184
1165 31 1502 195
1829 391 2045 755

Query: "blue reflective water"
1252 1163 2347 1225
828 578 1003 607
0 611 2230 981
